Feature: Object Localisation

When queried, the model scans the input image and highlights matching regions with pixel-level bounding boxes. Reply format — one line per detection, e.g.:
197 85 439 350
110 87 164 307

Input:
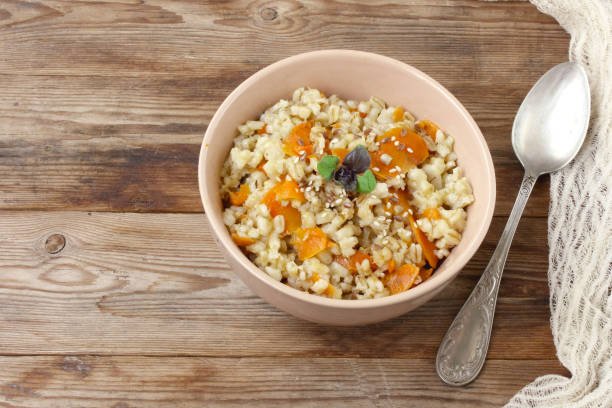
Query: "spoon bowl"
513 62 590 175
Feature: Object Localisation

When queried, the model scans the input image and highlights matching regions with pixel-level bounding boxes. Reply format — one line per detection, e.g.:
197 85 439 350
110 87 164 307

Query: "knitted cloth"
505 1 611 407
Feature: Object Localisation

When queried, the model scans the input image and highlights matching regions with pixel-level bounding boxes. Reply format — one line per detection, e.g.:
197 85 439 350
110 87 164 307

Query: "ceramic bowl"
199 50 495 325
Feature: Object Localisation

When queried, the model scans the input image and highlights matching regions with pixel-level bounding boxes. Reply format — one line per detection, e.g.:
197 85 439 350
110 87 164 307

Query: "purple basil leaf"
343 145 370 174
333 165 357 192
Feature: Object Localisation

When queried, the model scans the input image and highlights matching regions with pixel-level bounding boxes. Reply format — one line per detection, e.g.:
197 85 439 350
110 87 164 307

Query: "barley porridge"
220 88 474 299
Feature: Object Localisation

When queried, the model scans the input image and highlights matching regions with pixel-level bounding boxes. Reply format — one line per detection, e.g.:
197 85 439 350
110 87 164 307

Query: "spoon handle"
436 173 538 386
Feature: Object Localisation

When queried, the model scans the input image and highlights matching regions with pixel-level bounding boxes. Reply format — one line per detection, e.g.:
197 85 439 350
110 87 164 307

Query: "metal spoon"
436 62 590 386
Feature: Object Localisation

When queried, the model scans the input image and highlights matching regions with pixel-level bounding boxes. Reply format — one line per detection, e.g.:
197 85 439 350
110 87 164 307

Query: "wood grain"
0 356 568 408
0 135 550 214
0 212 551 358
0 1 570 406
0 0 566 214
0 1 568 78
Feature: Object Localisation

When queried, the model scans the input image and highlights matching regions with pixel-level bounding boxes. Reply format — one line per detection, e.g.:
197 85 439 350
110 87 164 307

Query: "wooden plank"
0 1 568 405
0 1 567 77
0 0 565 214
0 137 548 215
0 212 552 358
0 356 567 408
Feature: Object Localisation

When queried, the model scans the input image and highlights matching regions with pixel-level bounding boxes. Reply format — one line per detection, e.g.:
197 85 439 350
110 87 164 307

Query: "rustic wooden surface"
0 1 569 407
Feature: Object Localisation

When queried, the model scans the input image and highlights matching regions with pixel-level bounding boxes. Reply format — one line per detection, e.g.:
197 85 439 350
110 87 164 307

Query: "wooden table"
0 1 570 406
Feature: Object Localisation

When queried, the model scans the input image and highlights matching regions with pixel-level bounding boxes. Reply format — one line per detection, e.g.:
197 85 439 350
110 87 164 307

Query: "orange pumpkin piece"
267 200 301 233
350 251 375 271
323 127 332 139
256 160 267 174
334 255 353 272
283 122 313 156
330 148 350 162
384 263 420 294
324 283 342 299
420 267 434 282
422 207 441 220
231 233 256 247
257 124 268 135
372 128 429 180
407 213 439 268
384 187 412 217
228 183 250 206
415 119 439 141
262 180 304 234
262 179 305 207
334 251 376 274
392 107 405 122
413 266 434 287
292 227 329 260
372 144 410 180
275 179 305 202
387 259 396 273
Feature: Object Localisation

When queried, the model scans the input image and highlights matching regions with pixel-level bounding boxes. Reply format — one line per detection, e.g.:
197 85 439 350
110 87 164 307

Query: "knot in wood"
260 7 278 21
45 234 66 254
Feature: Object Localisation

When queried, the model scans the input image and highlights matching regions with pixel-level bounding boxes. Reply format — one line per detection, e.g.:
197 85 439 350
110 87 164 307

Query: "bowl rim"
199 49 496 309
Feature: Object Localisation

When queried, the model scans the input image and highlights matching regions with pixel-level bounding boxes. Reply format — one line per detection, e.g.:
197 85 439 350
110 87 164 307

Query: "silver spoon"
436 62 590 386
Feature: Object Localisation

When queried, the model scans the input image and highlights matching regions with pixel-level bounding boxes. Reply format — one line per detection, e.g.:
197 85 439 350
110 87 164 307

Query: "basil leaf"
333 165 357 192
356 169 376 194
343 145 370 173
317 155 339 180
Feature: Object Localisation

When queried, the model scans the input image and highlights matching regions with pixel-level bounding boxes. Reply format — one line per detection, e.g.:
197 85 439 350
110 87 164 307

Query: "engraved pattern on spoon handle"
436 173 538 386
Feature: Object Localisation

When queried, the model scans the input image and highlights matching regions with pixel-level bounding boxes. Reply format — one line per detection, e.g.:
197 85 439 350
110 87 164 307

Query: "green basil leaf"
317 155 339 180
356 169 376 194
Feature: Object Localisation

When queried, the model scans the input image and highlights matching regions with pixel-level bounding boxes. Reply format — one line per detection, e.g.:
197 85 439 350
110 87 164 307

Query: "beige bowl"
199 50 495 326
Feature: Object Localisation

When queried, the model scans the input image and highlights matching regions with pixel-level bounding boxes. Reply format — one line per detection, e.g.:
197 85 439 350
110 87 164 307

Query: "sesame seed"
393 140 399 146
389 168 397 174
384 211 392 217
408 208 413 215
386 202 392 209
391 136 397 141
334 198 343 206
372 167 380 172
305 186 312 192
407 147 414 153
380 153 392 165
402 211 409 217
